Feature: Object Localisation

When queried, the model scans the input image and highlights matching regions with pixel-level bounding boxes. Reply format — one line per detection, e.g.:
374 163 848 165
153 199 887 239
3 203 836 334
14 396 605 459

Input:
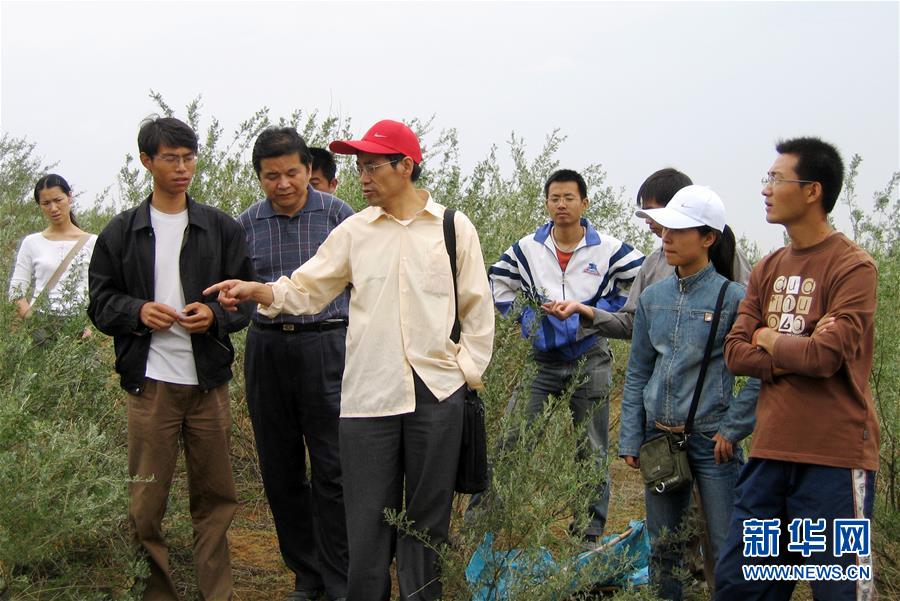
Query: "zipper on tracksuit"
544 239 581 301
545 240 582 346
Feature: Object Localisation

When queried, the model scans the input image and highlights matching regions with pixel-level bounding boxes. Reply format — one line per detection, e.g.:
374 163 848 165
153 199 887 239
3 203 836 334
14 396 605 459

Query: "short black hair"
309 147 337 181
544 169 587 199
636 168 693 207
137 115 198 157
386 153 422 182
775 137 844 214
252 127 313 176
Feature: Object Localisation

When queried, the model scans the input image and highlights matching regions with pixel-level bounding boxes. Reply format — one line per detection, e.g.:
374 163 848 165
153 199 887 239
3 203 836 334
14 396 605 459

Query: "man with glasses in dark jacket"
88 116 253 601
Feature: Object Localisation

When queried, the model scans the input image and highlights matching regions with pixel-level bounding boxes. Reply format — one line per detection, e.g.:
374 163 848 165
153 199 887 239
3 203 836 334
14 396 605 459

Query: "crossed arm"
750 316 835 376
722 261 874 382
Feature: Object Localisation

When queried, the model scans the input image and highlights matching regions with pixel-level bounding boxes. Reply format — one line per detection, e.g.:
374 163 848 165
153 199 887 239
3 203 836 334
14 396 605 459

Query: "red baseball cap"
329 119 423 164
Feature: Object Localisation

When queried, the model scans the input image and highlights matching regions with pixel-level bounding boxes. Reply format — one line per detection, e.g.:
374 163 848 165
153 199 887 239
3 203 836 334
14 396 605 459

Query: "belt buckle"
282 323 295 332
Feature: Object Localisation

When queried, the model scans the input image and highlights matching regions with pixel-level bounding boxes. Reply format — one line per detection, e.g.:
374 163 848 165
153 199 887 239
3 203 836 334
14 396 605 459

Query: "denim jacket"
619 262 759 457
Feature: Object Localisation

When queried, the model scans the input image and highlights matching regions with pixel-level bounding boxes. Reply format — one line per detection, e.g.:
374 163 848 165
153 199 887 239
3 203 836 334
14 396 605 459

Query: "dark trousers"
339 373 465 601
467 346 612 534
245 325 349 599
127 379 237 601
714 458 876 601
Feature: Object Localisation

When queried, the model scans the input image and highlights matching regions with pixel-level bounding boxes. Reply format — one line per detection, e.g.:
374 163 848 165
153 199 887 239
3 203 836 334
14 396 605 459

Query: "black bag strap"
684 280 731 435
443 208 462 344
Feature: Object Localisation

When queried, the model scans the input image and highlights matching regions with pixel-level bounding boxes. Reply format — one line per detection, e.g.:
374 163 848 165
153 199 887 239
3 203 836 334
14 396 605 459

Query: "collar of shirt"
255 185 326 219
132 193 210 232
361 191 442 224
675 260 717 292
532 217 602 249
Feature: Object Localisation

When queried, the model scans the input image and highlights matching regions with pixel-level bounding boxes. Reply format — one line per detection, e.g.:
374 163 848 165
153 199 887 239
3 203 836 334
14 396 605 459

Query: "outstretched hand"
203 280 272 312
541 300 590 320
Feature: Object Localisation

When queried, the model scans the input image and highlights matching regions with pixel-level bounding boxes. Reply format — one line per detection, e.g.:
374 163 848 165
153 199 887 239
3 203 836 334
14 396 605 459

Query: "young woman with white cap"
618 185 760 600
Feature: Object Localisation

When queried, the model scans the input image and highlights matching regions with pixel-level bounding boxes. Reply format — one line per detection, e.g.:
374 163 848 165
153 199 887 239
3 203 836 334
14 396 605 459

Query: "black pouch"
456 388 489 494
443 209 489 495
639 432 692 495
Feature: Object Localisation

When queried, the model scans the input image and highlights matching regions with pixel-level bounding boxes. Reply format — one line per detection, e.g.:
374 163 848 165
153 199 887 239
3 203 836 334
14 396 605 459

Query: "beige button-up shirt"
259 194 495 418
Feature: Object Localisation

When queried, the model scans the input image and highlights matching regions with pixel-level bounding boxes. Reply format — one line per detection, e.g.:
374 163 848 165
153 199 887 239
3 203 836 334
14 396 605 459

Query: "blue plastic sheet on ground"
465 519 650 601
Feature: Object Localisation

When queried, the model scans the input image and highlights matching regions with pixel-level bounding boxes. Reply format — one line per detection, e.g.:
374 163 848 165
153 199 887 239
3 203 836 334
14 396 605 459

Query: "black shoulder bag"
443 209 489 494
639 280 730 494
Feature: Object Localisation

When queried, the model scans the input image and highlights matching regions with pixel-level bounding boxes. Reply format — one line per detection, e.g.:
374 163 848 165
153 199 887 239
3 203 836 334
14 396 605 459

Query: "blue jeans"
645 430 743 600
528 346 612 537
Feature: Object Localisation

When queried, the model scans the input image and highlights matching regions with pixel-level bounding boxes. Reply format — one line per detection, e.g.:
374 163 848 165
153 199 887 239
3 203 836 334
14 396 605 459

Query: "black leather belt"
253 319 347 333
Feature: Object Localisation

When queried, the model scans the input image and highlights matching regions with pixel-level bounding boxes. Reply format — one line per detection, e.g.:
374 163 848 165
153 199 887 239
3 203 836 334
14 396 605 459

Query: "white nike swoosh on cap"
373 133 387 138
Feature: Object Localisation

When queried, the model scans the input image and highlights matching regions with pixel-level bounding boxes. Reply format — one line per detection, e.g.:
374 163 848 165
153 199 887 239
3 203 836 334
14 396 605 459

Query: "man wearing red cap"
205 120 495 601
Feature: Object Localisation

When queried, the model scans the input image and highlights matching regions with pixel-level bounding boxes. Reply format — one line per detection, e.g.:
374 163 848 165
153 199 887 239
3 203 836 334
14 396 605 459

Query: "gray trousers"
339 373 465 601
529 344 612 537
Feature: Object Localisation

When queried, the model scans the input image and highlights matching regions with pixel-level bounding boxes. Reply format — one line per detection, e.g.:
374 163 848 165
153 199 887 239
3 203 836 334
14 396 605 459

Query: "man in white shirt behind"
205 119 495 601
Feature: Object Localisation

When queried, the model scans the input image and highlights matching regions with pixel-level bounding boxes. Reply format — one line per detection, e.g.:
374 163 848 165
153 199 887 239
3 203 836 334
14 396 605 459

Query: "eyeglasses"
355 159 398 177
156 153 198 167
547 194 581 204
761 174 815 187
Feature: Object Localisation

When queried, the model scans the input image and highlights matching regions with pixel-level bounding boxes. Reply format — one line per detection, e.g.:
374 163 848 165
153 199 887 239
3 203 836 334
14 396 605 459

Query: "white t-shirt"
8 232 97 315
145 205 198 385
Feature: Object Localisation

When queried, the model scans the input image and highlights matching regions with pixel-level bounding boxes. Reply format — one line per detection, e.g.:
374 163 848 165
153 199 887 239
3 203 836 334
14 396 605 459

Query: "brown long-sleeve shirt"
724 232 879 471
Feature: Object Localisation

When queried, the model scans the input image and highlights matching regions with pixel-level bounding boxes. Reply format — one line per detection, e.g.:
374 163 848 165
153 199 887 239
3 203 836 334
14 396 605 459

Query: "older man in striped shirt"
237 127 354 601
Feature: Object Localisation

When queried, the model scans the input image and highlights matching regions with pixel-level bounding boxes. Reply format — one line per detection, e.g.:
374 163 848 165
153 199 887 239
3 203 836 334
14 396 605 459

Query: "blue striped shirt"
237 186 354 325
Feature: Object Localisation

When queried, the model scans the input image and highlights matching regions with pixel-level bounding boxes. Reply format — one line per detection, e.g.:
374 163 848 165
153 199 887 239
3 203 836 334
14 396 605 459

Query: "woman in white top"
8 174 97 319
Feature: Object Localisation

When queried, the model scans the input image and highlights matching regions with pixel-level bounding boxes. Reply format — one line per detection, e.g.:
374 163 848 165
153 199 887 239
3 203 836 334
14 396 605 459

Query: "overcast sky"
2 1 897 252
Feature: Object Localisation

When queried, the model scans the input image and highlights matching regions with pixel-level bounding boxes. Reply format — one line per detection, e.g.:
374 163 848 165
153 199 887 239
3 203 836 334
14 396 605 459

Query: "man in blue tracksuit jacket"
488 169 644 539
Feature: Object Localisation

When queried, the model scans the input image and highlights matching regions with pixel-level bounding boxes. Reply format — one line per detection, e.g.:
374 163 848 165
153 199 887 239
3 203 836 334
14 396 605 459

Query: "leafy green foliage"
841 157 900 597
0 137 142 599
1 95 897 599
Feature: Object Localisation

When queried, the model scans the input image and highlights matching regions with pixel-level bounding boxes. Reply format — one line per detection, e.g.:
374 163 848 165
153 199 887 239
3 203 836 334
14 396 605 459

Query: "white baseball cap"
635 185 726 232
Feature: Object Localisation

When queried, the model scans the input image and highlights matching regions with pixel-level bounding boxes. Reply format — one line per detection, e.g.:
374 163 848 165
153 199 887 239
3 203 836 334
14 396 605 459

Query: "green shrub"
842 158 900 597
1 95 897 600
